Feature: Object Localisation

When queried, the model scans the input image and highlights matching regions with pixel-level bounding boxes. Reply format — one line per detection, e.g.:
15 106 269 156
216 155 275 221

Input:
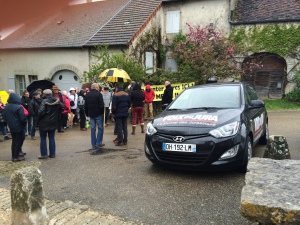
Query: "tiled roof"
0 0 161 49
231 0 300 24
84 0 162 46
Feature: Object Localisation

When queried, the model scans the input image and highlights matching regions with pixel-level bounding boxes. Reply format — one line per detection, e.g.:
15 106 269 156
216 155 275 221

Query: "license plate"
162 143 196 153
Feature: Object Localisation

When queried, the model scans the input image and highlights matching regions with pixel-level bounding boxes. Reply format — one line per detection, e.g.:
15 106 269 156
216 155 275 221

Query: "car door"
244 84 266 145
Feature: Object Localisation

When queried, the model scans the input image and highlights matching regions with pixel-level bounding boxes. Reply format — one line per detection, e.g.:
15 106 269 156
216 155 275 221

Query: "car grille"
154 151 211 165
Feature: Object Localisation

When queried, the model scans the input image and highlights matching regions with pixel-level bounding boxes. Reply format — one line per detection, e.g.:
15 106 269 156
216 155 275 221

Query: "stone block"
10 166 47 225
263 135 291 160
241 158 300 224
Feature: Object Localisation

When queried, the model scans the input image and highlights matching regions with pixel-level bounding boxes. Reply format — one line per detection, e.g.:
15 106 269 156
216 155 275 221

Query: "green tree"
83 45 145 84
171 24 242 84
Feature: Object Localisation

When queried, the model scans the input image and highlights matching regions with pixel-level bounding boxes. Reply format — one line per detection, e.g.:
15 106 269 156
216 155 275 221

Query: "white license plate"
162 143 196 153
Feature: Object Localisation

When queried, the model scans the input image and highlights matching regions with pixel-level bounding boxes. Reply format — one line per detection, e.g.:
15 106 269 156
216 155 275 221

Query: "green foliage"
83 45 145 84
142 68 179 85
264 98 300 110
285 88 300 103
229 24 300 57
170 24 242 84
129 27 167 68
293 70 300 88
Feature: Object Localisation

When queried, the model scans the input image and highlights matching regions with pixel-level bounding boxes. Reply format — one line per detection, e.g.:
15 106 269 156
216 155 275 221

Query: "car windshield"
169 85 241 110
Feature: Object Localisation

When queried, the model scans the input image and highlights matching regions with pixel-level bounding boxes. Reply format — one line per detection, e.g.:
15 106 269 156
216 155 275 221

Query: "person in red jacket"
143 84 155 120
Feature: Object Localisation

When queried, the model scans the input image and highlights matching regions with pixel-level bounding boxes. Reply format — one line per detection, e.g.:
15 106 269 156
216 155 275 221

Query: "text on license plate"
162 143 196 153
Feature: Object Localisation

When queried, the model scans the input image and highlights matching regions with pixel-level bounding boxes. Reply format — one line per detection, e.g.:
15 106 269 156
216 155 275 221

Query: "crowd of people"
0 81 174 162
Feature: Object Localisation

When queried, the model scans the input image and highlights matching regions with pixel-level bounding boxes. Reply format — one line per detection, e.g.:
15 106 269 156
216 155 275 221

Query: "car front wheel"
239 136 252 173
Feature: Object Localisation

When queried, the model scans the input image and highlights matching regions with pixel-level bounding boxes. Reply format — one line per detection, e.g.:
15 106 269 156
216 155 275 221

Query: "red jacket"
144 85 155 103
62 95 71 114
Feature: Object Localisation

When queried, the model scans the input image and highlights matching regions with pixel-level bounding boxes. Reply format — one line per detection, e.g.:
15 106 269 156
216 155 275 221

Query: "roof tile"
0 0 162 49
232 0 300 23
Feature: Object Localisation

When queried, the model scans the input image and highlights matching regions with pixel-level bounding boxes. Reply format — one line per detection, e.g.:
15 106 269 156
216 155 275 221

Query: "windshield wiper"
187 107 220 110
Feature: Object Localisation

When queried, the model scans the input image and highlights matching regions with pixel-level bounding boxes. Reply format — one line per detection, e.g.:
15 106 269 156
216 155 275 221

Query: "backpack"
78 96 85 109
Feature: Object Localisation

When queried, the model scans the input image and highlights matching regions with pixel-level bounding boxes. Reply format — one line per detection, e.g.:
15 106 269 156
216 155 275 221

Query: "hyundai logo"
173 136 185 143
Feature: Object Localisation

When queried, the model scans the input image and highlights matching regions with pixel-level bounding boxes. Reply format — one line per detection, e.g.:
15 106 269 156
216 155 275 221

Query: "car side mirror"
250 100 265 108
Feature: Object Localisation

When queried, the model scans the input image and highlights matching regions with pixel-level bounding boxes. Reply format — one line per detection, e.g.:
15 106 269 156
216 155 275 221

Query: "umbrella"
99 68 131 83
27 80 55 93
0 90 9 104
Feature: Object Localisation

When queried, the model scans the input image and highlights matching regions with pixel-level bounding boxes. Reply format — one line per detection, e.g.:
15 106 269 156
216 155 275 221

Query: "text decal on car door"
253 113 264 142
158 114 218 126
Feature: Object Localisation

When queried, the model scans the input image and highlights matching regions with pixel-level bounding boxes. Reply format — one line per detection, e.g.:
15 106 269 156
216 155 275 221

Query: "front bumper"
144 132 247 171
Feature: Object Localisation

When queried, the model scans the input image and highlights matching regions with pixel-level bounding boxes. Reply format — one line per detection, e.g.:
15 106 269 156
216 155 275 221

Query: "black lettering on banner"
156 94 163 99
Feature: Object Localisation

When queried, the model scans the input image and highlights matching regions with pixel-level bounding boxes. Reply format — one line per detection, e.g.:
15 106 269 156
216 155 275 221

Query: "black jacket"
130 84 145 107
21 96 31 110
112 87 131 118
84 89 104 118
38 96 64 131
4 93 27 132
162 84 173 105
28 97 42 116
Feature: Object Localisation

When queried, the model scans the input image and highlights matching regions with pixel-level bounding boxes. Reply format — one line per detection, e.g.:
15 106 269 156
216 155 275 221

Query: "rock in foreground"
241 158 300 224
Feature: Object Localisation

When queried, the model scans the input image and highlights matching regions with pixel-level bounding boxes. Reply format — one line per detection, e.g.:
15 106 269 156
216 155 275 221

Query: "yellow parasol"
99 68 131 83
0 90 9 104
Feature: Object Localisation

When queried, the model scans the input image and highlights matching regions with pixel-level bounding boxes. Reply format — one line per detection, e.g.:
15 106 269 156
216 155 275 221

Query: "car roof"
188 82 246 89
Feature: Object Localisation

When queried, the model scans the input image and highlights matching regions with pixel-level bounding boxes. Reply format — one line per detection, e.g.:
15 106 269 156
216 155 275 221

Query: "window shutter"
145 52 154 74
165 51 178 72
166 11 180 34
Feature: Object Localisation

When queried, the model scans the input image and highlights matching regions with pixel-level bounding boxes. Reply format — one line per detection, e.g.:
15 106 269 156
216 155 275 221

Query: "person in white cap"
68 87 79 125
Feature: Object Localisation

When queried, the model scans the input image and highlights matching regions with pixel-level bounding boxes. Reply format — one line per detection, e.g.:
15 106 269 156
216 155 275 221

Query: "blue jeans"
0 124 7 137
90 115 104 147
24 116 32 135
39 129 56 157
30 116 38 137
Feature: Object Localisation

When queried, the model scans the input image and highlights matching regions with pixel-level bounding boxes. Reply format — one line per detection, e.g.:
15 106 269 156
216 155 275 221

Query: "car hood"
152 108 242 135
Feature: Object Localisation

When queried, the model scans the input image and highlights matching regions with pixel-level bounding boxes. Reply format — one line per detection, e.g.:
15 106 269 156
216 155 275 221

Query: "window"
165 51 178 72
166 11 180 34
29 75 38 83
145 51 154 74
245 85 259 105
15 75 26 96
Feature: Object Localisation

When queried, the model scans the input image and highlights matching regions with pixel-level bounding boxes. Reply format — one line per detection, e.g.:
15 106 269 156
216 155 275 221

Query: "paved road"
0 110 299 225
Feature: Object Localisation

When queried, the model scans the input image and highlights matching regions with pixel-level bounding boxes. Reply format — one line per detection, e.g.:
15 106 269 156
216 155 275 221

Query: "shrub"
285 88 300 103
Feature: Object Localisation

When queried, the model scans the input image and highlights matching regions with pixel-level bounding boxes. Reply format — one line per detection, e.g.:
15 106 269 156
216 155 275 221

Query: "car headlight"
209 121 240 138
146 122 157 136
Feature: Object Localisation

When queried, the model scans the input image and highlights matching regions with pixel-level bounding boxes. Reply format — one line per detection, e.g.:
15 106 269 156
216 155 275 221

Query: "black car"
144 82 268 172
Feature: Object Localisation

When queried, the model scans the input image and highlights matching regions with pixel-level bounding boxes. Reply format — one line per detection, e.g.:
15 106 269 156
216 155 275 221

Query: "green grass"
263 99 300 111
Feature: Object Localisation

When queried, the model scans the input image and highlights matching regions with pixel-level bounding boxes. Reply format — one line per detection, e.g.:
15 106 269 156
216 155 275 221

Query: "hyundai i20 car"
144 82 268 172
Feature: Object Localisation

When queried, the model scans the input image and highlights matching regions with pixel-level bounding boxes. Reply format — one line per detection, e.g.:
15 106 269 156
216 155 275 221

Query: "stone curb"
0 188 137 225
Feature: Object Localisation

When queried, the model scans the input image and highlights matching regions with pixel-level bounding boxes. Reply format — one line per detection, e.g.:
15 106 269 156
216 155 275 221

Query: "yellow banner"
142 82 195 101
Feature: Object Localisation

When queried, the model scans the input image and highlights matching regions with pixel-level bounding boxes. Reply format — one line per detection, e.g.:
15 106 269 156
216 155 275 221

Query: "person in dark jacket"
21 90 32 136
130 83 145 135
52 85 65 133
112 84 131 146
84 83 105 150
38 89 64 159
4 93 27 162
78 89 87 131
28 91 42 140
0 96 11 142
161 81 173 109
